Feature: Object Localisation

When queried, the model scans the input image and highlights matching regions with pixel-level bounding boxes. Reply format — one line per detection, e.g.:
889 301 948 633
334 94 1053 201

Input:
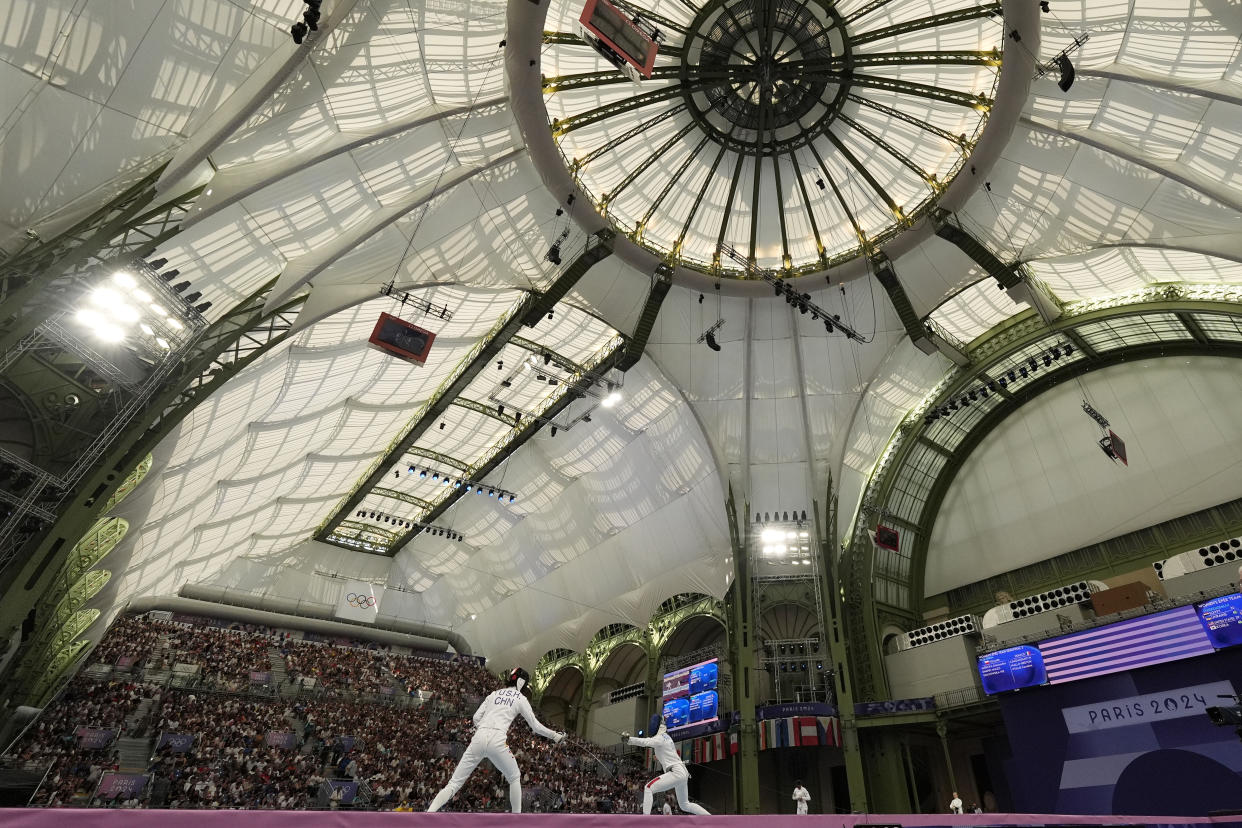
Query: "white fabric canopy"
1 0 1239 663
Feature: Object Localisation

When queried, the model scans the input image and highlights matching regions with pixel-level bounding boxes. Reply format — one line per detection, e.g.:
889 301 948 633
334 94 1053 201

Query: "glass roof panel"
540 0 1002 276
1074 313 1194 351
1192 313 1242 343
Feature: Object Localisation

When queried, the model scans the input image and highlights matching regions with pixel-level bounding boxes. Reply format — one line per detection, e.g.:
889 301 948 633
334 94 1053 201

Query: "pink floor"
0 812 1236 827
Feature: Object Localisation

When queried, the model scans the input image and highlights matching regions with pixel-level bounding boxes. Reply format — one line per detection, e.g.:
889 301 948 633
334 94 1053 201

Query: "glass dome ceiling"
542 0 1004 278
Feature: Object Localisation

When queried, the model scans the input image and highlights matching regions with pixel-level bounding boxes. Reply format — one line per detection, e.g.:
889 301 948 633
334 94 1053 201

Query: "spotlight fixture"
922 342 1073 425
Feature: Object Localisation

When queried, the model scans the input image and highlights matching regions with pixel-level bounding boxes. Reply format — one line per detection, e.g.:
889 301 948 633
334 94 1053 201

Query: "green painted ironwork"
27 608 99 671
450 397 519 428
318 235 618 551
532 594 725 695
54 518 129 592
43 569 111 633
542 0 1002 278
841 291 1242 703
30 638 90 704
0 280 305 704
102 454 153 513
849 5 1002 47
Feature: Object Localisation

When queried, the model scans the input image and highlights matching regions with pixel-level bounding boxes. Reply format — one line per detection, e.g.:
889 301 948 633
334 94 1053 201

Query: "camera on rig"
1206 694 1242 740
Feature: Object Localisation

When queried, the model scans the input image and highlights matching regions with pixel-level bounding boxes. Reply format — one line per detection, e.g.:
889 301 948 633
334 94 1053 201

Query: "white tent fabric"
0 0 1239 663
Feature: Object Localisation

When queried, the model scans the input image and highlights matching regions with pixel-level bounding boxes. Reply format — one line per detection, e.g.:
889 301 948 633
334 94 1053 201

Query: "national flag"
795 716 819 746
820 716 841 746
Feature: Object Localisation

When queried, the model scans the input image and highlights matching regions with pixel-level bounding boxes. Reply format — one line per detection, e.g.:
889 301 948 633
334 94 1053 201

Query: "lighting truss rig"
379 282 454 322
349 510 464 541
403 464 518 503
719 245 863 340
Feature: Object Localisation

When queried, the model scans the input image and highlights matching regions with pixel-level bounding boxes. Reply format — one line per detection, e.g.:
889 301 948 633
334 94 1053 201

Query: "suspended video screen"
662 658 718 731
577 0 658 81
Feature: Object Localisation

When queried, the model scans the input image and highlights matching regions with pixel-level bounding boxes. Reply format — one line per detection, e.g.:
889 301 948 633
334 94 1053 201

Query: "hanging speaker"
1056 54 1076 92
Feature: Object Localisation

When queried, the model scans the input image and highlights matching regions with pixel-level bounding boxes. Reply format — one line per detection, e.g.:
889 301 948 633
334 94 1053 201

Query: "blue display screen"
663 697 690 729
1198 593 1242 648
979 645 1047 694
688 691 718 723
689 661 718 695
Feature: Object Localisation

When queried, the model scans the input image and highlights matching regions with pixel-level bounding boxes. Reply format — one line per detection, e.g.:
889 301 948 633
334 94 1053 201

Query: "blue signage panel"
1198 593 1242 648
979 645 1047 694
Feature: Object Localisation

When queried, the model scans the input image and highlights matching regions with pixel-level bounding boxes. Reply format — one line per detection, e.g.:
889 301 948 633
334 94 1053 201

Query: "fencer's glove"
620 731 631 742
553 732 567 744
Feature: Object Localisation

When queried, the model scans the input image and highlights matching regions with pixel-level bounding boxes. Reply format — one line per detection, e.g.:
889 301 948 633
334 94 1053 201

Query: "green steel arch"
531 593 726 696
841 285 1242 701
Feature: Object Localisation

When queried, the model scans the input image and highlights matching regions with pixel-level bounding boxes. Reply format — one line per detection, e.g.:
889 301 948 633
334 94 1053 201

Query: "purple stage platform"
1 812 1238 827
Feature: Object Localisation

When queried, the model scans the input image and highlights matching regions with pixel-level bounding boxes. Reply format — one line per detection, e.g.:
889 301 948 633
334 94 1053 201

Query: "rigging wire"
384 51 505 288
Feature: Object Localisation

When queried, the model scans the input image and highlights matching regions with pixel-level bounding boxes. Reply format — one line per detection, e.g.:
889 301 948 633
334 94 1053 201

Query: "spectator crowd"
3 613 645 812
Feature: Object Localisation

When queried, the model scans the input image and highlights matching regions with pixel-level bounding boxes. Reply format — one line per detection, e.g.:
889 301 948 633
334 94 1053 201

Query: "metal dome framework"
542 0 1004 277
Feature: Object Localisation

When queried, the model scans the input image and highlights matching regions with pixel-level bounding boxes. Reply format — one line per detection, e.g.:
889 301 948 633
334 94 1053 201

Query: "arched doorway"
537 663 584 731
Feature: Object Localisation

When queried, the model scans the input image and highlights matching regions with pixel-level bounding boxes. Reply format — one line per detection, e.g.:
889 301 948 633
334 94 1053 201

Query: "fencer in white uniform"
792 780 811 814
426 667 565 813
624 713 710 815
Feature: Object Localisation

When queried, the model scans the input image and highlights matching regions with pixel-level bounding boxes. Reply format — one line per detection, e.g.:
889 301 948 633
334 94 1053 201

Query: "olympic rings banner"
335 580 382 624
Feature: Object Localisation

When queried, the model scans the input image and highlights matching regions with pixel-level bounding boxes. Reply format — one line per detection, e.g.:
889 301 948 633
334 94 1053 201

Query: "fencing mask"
506 666 530 692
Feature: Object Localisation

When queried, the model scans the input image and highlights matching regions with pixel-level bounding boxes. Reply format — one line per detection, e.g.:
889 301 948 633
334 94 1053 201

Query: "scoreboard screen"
979 645 1047 695
662 658 719 731
1198 593 1242 648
